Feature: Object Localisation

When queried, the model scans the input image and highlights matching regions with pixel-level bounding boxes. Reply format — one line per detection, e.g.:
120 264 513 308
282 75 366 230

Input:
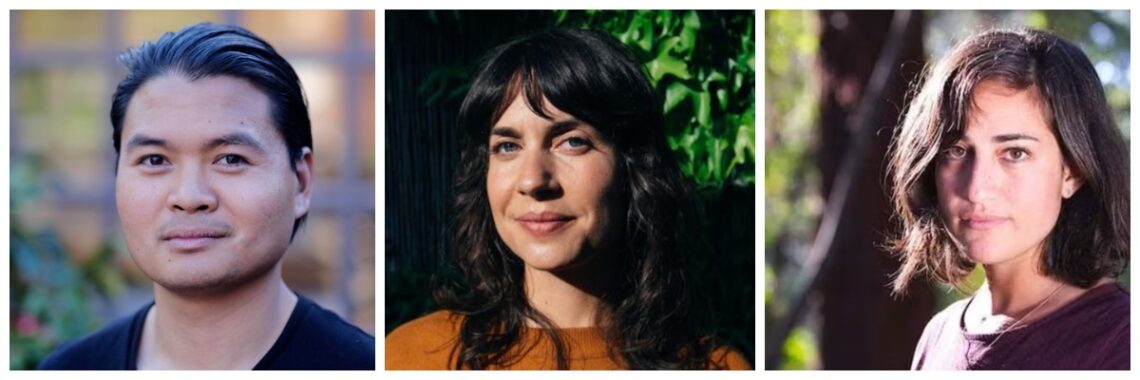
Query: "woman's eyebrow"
490 119 585 138
549 119 583 136
992 133 1039 143
490 126 520 138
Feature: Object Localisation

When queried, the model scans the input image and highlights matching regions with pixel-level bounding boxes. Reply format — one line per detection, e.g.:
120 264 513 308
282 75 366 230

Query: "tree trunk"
815 10 935 370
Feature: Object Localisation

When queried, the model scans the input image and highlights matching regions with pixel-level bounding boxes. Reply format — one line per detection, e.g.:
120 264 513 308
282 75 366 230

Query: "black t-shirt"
37 295 375 370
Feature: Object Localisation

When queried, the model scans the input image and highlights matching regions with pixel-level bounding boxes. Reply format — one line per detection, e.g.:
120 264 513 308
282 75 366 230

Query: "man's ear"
1061 160 1084 199
293 147 314 219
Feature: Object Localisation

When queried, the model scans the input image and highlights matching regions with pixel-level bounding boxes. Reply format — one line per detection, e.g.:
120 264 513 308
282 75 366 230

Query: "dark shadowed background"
385 10 757 365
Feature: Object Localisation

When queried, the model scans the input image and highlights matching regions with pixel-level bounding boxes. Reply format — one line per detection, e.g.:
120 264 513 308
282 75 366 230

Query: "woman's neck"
524 267 604 328
522 252 614 329
967 248 1105 332
980 259 1061 316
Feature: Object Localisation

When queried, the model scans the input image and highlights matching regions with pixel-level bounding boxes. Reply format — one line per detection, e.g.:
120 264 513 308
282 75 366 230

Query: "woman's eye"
943 146 967 159
560 137 592 151
216 154 249 166
1004 148 1029 162
492 142 520 154
565 137 589 148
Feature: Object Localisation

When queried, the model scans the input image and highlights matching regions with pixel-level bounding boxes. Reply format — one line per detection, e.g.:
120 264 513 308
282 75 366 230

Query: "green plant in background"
764 10 1129 369
764 10 822 369
413 10 756 194
398 10 757 363
9 156 128 369
556 11 757 363
557 10 755 193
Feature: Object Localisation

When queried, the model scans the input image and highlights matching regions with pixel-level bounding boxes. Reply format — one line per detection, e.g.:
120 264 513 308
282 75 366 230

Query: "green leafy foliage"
413 10 756 192
396 11 757 365
780 326 819 370
555 11 757 363
557 10 756 192
765 10 1129 369
9 156 128 369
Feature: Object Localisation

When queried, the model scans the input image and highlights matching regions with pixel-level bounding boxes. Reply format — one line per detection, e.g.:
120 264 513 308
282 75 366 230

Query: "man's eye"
138 155 168 166
217 154 249 166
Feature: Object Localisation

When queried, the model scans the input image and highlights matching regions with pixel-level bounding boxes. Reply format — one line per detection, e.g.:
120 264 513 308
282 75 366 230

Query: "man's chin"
152 274 240 298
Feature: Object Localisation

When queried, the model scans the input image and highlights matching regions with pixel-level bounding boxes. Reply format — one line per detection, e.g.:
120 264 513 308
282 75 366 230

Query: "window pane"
283 212 340 291
122 10 223 50
240 10 347 52
360 10 375 46
358 68 376 179
294 62 346 178
353 213 376 333
16 10 105 51
14 67 109 191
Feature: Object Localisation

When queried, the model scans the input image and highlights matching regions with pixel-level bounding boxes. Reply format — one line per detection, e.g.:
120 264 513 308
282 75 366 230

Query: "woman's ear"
1061 161 1083 199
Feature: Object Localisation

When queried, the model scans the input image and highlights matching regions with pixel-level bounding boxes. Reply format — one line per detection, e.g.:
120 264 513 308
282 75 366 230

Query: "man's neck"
137 267 298 370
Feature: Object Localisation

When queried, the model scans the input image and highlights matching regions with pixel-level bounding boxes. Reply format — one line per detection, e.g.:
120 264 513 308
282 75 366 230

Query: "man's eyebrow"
125 134 167 151
205 132 268 154
993 133 1040 143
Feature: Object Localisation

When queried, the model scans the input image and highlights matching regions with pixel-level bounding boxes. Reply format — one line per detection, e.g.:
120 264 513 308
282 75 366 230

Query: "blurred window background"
9 10 376 369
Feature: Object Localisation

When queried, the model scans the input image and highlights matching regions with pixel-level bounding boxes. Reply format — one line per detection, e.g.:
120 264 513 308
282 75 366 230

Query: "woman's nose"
963 154 998 204
516 150 562 200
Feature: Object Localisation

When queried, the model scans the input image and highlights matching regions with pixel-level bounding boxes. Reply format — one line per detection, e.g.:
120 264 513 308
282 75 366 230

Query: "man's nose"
168 166 218 213
516 150 561 201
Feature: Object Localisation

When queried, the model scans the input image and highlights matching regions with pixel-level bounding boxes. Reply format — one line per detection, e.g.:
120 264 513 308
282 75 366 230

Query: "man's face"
116 73 312 296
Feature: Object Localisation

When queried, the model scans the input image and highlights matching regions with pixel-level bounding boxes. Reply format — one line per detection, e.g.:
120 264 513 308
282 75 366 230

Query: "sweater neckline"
956 281 1121 340
519 325 610 359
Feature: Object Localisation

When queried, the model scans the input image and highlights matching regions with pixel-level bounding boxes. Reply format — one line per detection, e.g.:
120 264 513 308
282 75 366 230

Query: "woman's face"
935 80 1081 269
486 94 621 272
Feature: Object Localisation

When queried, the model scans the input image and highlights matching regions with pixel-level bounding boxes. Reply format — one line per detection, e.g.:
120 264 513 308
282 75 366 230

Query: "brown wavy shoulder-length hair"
433 28 717 369
886 28 1129 294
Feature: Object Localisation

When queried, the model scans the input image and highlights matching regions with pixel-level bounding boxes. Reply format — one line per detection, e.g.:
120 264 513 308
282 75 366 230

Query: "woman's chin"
516 249 579 272
963 246 1021 267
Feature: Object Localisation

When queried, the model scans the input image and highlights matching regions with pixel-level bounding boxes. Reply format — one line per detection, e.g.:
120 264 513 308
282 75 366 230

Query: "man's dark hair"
110 22 312 239
886 28 1130 294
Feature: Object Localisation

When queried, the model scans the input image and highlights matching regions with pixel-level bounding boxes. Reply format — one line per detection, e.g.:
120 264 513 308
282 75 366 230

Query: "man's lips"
160 227 230 252
516 212 575 236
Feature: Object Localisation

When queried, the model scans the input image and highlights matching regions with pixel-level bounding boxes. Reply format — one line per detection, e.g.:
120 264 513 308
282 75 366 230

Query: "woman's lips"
962 216 1008 230
516 212 575 236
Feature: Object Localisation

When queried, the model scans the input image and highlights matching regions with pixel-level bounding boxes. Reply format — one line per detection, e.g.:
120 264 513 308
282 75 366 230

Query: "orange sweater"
385 310 752 370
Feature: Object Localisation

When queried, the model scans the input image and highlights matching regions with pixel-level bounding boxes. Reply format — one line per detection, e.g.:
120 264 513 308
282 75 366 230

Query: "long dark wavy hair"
886 29 1129 294
433 28 716 369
